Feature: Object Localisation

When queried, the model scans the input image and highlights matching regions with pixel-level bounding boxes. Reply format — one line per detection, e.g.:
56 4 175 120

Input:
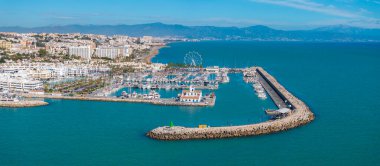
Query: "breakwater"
0 100 48 108
147 67 315 140
21 94 215 107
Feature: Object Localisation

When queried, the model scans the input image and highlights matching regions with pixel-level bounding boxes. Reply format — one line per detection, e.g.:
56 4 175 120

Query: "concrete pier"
147 67 315 140
256 69 288 109
20 94 215 107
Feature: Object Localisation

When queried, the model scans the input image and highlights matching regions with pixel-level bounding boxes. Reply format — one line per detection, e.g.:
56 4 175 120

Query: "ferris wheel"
184 51 203 67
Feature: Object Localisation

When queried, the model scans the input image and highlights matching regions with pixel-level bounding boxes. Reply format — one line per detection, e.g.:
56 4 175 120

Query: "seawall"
0 100 48 108
147 67 315 140
20 94 214 107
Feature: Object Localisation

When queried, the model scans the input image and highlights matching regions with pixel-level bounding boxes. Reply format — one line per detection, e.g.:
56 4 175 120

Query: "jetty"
0 100 48 108
20 94 215 107
147 67 315 140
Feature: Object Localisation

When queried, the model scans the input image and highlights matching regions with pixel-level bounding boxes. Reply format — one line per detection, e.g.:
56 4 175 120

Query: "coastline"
0 100 48 108
144 45 167 63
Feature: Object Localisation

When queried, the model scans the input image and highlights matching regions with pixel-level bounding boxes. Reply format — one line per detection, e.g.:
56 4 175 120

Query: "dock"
147 67 314 140
20 94 215 107
256 69 289 109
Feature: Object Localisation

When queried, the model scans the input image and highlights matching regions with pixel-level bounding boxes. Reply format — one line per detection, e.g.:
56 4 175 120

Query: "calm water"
1 41 380 165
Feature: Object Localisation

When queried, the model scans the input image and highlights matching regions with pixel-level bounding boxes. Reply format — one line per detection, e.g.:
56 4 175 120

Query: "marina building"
179 86 202 103
205 66 220 73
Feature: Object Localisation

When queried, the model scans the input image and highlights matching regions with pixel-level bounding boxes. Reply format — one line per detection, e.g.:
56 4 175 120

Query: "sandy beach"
144 45 167 63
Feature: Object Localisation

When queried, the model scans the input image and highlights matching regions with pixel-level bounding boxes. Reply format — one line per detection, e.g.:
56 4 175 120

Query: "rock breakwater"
0 100 48 108
147 67 315 140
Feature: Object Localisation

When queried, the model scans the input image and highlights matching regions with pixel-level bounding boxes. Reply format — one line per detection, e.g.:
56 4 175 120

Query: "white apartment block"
0 76 43 92
94 46 129 59
0 63 111 79
68 46 92 60
94 47 120 59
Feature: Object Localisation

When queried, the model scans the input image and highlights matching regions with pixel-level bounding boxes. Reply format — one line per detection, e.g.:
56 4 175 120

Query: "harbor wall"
21 94 214 107
147 67 315 140
256 69 294 109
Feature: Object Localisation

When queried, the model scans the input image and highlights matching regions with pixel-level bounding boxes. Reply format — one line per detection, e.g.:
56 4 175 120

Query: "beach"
144 45 166 63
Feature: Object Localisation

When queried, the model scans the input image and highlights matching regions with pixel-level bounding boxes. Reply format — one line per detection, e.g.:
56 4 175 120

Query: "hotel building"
94 46 129 59
68 46 92 60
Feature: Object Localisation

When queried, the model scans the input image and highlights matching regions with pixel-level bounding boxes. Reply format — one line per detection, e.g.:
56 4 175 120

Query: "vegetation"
46 78 107 95
165 62 203 69
123 67 135 73
110 66 136 75
62 54 81 61
1 53 34 61
36 41 46 47
38 49 48 57
122 54 136 62
128 49 149 62
92 56 113 61
166 62 189 68
0 57 6 63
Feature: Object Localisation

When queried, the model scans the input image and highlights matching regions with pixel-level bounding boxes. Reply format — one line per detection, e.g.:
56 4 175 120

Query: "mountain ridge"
1 23 380 41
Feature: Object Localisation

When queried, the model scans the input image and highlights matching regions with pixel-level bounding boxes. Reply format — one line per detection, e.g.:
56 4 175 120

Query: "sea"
1 41 379 165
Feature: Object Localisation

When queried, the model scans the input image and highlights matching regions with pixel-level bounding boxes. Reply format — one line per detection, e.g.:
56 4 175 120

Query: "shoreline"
144 45 167 63
0 100 48 108
147 67 315 140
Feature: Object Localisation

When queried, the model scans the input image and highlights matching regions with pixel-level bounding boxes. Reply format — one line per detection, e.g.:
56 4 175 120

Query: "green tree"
36 41 46 47
38 49 48 57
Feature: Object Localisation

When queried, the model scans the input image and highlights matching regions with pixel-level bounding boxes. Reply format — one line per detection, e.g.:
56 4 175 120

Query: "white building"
141 36 153 43
0 76 43 92
205 66 220 73
68 46 92 60
94 46 129 59
94 47 119 59
179 86 202 103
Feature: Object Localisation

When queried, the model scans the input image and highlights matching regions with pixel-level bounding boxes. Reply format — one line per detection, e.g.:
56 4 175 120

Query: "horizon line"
0 22 379 31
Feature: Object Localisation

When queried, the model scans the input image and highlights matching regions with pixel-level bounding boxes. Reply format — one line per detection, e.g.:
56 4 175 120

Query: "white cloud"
367 0 380 5
53 16 76 20
249 0 380 28
251 0 359 18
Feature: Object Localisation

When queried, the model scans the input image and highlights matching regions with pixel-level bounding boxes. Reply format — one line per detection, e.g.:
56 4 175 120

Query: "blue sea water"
1 41 380 165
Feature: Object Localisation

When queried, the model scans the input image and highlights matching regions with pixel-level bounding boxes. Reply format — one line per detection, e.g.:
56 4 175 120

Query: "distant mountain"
1 22 380 42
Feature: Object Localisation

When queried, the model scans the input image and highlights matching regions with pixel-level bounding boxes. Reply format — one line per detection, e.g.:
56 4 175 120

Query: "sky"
0 0 379 30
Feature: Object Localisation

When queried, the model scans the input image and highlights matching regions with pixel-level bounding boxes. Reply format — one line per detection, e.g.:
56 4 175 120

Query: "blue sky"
0 0 379 29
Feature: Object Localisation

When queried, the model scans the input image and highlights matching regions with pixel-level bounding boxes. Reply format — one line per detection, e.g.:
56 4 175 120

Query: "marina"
1 40 379 165
18 66 295 110
122 68 229 91
147 67 314 140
